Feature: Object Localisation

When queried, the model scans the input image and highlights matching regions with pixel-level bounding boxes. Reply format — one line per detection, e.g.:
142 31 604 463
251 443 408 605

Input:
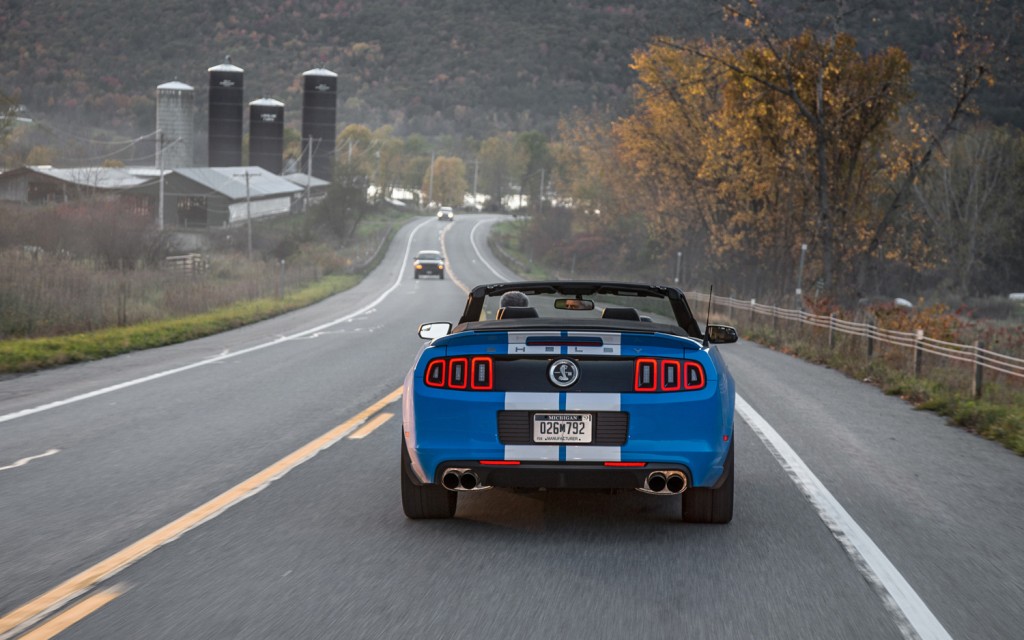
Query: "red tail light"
634 358 658 392
683 361 706 390
633 358 706 392
661 360 682 391
425 356 496 391
424 359 446 387
448 357 468 389
604 461 646 467
470 356 493 390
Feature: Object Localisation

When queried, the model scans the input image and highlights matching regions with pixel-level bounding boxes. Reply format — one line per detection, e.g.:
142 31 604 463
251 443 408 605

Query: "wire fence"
686 292 1024 399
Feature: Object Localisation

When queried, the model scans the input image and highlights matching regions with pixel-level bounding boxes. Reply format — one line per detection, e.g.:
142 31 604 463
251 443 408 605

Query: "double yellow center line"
0 386 402 639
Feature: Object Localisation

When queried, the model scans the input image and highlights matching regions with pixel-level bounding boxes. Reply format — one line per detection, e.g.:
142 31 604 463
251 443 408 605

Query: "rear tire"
682 440 733 524
401 435 457 519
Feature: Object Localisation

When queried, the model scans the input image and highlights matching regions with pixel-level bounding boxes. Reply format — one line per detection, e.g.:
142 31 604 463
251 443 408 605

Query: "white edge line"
735 394 952 640
0 448 60 472
0 218 435 426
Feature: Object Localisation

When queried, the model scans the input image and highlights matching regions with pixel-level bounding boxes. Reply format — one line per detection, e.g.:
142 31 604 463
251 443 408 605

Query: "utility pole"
674 251 682 285
156 129 164 231
427 150 435 208
472 158 479 210
796 243 808 309
538 168 545 214
234 169 261 260
304 136 312 213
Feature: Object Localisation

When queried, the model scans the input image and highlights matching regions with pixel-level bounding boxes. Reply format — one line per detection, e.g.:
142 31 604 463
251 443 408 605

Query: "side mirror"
418 322 452 340
706 324 738 344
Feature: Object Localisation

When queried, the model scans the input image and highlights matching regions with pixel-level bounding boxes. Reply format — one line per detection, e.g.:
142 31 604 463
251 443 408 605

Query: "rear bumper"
431 461 691 490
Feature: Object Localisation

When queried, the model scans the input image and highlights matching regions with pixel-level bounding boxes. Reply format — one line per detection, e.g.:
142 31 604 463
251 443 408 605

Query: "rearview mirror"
706 324 738 344
554 298 595 311
418 322 452 340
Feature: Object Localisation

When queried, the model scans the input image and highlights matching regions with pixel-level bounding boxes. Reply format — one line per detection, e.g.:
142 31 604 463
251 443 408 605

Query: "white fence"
687 292 1024 397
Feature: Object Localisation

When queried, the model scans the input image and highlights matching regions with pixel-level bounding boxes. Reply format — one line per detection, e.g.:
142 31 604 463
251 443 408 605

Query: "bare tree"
912 125 1024 295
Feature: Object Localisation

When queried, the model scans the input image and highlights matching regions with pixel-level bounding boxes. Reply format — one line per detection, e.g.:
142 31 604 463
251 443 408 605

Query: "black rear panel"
498 411 629 446
494 358 634 392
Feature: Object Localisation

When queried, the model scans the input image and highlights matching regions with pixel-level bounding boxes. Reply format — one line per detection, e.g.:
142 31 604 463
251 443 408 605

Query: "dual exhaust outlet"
441 468 491 491
641 471 688 495
442 467 687 495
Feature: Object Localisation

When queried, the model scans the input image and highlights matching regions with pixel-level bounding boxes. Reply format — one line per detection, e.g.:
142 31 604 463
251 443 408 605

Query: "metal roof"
157 81 194 91
24 166 150 189
172 167 303 199
282 173 330 189
302 67 338 77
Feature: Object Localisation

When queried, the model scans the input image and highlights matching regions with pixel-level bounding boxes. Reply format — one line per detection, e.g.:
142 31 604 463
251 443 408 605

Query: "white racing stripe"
736 395 952 640
504 445 560 461
465 216 951 640
0 219 437 426
565 446 619 462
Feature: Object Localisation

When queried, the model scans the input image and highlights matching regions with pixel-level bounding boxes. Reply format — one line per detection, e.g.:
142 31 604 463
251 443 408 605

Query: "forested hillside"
1 0 1020 142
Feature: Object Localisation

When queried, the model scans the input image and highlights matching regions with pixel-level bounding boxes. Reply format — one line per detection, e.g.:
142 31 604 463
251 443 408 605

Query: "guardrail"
686 292 1024 398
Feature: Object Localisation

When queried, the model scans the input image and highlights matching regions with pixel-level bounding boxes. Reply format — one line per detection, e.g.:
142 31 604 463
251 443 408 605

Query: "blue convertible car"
401 281 738 523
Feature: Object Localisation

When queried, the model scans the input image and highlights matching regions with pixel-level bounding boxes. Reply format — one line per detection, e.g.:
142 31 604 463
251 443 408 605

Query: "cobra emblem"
548 358 580 388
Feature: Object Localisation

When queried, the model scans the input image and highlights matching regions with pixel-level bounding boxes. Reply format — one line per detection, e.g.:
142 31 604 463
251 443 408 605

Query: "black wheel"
439 271 445 280
682 439 733 524
414 272 419 279
401 434 457 519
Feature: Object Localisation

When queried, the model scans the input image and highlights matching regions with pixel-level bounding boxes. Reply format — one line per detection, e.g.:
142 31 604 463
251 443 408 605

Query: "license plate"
532 413 593 444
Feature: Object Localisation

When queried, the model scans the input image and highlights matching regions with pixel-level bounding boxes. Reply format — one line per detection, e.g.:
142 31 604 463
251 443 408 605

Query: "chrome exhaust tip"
665 471 688 494
442 469 463 490
440 468 491 491
647 472 667 493
459 471 479 490
639 470 689 495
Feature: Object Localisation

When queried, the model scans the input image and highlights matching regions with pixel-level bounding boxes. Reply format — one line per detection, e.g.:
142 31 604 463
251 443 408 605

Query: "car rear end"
403 328 735 495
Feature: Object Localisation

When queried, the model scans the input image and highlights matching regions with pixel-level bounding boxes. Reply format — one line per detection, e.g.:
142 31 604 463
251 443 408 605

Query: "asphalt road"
1 214 1021 639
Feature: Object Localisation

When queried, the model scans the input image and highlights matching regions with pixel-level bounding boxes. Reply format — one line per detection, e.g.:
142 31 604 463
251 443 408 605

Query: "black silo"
208 57 244 167
301 68 338 181
249 98 285 175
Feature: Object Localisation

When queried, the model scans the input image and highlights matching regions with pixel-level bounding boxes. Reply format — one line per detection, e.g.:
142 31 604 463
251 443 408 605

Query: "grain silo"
249 98 285 175
156 81 194 168
301 67 338 181
208 56 244 167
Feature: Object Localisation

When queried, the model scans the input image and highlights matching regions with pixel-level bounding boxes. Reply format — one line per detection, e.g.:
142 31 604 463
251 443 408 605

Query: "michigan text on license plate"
532 413 593 443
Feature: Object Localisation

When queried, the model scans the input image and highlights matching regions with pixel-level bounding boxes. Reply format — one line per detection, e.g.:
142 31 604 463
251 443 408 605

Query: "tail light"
424 356 494 390
683 361 706 390
633 358 705 392
470 356 493 390
448 357 468 389
425 359 446 387
634 358 658 392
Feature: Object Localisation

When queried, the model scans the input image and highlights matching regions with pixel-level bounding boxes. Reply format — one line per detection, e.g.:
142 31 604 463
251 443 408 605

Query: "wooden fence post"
750 299 756 326
914 329 924 377
973 340 985 399
828 314 835 349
